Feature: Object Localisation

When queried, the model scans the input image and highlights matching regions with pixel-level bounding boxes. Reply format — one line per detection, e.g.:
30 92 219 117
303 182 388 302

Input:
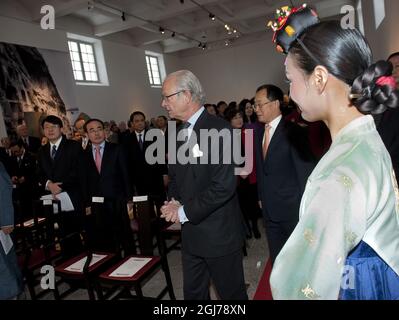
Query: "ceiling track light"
88 1 94 10
202 43 207 50
159 27 165 34
209 13 215 20
180 0 184 3
171 32 176 37
198 42 202 48
121 11 126 21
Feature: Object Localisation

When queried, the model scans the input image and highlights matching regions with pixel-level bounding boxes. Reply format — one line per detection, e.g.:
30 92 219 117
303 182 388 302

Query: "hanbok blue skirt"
340 241 399 300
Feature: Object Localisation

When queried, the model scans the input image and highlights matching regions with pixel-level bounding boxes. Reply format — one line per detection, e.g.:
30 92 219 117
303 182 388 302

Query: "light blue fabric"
340 241 399 300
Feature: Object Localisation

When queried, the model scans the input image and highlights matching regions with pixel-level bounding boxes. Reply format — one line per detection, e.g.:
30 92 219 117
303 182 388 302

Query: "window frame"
68 40 100 83
145 54 162 87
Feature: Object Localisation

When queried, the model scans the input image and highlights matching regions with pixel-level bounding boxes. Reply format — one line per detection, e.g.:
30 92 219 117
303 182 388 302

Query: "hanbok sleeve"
270 167 367 299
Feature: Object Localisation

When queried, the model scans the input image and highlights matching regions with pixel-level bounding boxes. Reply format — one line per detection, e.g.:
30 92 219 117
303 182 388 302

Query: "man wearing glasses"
254 84 315 264
160 70 247 300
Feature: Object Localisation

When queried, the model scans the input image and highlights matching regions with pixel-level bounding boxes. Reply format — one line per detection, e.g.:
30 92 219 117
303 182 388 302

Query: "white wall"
0 15 170 123
178 39 288 104
361 0 399 60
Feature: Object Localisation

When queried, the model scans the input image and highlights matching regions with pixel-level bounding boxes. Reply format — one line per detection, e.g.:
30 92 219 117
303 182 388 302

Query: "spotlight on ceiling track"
121 12 126 21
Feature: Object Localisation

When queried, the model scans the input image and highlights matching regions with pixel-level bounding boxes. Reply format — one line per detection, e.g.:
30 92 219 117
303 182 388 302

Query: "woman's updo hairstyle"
270 5 398 114
350 60 399 114
289 21 398 114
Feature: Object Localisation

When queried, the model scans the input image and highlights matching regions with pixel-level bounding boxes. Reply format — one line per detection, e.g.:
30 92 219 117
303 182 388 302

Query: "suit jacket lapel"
43 143 53 169
261 117 283 166
267 119 284 155
177 109 207 182
53 137 65 163
100 142 111 176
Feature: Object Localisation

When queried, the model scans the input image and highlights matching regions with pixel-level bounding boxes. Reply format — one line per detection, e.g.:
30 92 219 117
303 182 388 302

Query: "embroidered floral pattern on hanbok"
303 229 316 245
345 230 357 247
338 175 353 191
301 284 320 300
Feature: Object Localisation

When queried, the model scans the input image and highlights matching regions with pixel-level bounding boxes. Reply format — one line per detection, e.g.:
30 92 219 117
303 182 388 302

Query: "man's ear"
312 65 329 94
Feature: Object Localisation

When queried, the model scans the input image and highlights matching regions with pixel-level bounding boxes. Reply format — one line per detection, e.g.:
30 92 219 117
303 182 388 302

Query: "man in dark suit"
160 70 247 300
0 137 13 176
124 111 167 207
81 118 134 253
254 84 315 264
9 140 38 221
16 123 41 154
37 115 83 257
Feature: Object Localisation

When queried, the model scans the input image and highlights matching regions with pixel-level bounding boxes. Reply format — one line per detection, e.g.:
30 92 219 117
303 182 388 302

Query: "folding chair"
95 197 176 300
53 200 125 300
14 200 62 299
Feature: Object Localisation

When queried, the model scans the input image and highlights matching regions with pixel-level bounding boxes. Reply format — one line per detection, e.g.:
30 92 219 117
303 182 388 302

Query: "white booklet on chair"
109 257 152 278
0 230 13 255
64 254 108 272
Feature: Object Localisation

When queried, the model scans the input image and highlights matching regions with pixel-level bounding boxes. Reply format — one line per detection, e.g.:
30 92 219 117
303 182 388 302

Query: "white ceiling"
6 0 354 55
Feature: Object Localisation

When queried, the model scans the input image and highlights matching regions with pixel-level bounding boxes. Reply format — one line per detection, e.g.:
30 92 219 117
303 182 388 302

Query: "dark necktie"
138 133 143 150
51 145 57 160
181 122 191 142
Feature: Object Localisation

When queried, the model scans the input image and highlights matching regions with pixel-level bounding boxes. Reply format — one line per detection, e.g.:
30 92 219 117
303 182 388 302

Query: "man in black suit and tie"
9 140 38 221
160 70 247 300
16 123 41 154
124 111 167 207
254 84 315 264
81 119 134 253
37 115 83 256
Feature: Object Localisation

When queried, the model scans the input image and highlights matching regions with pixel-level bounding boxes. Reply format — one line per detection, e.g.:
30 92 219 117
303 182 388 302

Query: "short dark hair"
84 118 104 132
256 84 285 105
9 140 24 148
41 115 63 128
224 107 243 122
216 101 227 109
157 115 167 121
129 111 146 122
388 52 399 61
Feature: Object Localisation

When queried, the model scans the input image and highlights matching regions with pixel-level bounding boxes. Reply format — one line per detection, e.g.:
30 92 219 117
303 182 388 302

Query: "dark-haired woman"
225 108 261 240
269 6 399 300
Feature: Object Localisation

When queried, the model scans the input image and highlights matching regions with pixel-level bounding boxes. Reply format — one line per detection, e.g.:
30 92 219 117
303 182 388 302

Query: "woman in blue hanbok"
268 5 399 300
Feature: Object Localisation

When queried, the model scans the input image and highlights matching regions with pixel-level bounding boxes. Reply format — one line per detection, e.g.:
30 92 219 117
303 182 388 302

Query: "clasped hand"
160 198 181 223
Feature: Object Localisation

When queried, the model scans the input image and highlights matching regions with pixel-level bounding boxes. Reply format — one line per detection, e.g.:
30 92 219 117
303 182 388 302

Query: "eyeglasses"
253 100 274 109
161 90 185 102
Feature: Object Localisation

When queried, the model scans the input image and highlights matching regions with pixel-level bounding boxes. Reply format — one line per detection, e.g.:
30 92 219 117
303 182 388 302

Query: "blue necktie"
51 145 57 160
138 133 143 150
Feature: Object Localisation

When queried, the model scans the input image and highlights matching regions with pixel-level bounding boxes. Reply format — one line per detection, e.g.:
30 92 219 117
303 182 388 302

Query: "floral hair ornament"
267 4 320 62
376 76 396 89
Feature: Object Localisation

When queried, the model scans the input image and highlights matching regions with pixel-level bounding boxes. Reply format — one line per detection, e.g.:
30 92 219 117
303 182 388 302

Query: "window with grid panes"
145 55 162 86
68 40 99 82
